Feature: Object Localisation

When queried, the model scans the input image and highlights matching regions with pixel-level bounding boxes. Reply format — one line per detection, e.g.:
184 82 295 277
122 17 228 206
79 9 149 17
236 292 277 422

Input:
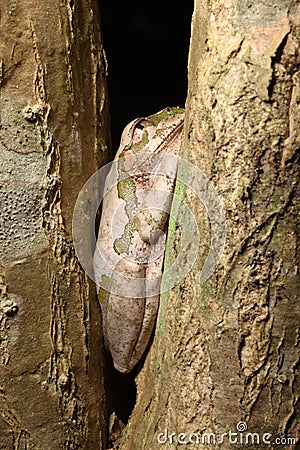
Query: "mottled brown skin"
94 107 184 373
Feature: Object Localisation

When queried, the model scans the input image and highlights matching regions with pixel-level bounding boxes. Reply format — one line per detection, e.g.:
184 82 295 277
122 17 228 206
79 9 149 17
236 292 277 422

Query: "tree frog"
94 107 184 373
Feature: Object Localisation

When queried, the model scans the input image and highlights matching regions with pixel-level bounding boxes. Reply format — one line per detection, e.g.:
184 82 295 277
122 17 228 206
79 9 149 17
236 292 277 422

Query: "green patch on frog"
117 160 139 219
120 128 150 157
117 176 136 200
148 107 184 125
113 217 138 255
98 275 111 302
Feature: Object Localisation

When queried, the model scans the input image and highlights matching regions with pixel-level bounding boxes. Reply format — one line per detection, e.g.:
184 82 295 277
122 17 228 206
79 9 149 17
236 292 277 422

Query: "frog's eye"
135 122 145 130
135 118 151 130
131 120 147 143
133 119 150 137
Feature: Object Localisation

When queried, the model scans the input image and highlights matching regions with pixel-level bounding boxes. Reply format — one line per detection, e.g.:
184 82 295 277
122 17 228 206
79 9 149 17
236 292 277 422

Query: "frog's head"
118 107 185 157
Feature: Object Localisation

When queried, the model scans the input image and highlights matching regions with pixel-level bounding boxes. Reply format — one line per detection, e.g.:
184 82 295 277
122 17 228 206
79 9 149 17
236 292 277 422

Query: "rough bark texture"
119 1 299 449
0 1 110 448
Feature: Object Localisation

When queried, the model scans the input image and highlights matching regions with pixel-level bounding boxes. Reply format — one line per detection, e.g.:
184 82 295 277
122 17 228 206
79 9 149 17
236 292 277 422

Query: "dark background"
98 1 193 149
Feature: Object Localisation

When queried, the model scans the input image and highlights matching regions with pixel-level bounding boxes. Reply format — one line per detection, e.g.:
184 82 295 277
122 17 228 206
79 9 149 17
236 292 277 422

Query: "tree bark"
0 1 110 448
120 1 299 449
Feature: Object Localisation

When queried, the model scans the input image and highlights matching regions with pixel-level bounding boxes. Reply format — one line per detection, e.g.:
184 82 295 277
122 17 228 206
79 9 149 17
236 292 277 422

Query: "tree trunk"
120 2 299 449
0 1 110 448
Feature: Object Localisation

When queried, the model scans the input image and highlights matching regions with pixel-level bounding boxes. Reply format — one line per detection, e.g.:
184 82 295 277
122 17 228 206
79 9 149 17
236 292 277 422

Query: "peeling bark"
0 1 110 448
119 2 299 449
